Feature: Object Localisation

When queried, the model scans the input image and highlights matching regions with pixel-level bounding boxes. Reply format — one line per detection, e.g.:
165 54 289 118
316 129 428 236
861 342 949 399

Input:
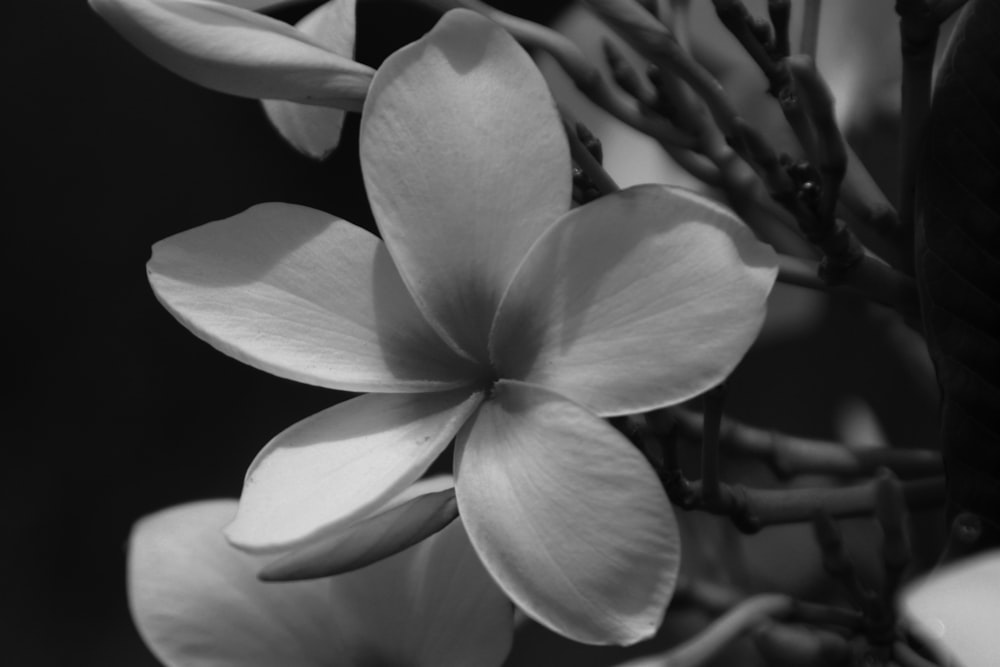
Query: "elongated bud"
259 487 459 581
89 0 374 109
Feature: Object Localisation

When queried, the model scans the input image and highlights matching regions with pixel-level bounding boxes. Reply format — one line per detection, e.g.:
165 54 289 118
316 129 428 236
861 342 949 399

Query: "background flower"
129 490 514 666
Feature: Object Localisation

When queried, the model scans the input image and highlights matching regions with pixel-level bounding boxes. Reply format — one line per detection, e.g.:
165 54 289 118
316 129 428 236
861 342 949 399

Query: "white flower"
89 0 366 158
129 479 513 667
148 9 778 645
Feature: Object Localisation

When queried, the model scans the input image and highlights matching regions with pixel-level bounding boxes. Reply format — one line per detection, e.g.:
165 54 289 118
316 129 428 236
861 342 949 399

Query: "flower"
129 479 514 667
89 0 367 158
900 550 1000 667
147 9 778 645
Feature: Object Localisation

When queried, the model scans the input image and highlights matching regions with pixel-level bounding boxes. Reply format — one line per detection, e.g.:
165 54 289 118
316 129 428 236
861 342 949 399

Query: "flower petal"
261 0 357 159
128 500 346 667
359 9 571 362
491 184 778 417
328 519 514 667
454 380 680 645
90 0 373 108
149 202 480 392
260 486 458 581
227 389 483 552
900 550 1000 667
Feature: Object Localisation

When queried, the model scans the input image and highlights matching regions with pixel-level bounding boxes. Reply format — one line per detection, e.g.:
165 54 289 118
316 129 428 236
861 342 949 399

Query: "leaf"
916 0 1000 542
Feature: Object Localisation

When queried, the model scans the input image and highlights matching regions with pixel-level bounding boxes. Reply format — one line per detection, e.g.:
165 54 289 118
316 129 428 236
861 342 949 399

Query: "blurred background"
7 1 943 665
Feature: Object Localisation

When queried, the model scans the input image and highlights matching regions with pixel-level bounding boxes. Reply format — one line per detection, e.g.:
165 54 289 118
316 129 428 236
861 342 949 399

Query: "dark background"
7 2 941 665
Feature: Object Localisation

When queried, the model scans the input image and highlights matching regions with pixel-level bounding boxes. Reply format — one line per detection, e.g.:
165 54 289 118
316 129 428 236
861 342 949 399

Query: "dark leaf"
916 0 1000 544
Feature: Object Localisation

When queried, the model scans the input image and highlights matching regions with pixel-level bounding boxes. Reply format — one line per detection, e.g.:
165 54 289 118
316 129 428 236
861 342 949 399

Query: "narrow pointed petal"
129 501 346 667
261 0 357 159
149 203 480 392
260 475 456 581
360 9 571 362
227 389 483 552
90 0 373 109
900 551 1000 667
260 487 458 580
329 520 514 667
491 185 778 417
455 380 680 645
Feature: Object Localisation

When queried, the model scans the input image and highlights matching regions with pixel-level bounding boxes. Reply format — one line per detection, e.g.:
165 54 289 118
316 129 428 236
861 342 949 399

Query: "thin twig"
409 0 696 148
616 595 793 667
875 471 912 608
685 476 945 532
700 384 727 504
670 407 942 480
799 0 822 59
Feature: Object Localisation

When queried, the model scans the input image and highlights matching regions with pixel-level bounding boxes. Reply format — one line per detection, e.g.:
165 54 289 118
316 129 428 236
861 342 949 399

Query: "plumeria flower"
89 0 366 158
129 478 514 667
900 550 1000 667
147 9 778 645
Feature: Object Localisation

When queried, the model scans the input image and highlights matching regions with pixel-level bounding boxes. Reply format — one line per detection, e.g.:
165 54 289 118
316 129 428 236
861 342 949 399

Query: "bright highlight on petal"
327 520 514 667
227 389 483 552
360 9 571 362
455 380 680 645
90 0 373 109
149 203 479 392
261 0 358 158
129 500 349 667
491 184 778 417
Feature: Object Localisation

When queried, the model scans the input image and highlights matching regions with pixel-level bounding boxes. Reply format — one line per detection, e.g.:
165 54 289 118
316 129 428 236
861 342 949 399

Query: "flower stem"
799 0 822 59
669 407 943 480
620 595 793 667
699 384 726 505
688 476 944 532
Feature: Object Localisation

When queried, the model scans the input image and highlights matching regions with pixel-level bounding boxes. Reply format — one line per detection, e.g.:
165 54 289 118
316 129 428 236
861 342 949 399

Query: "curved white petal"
900 550 1000 667
360 9 571 363
260 486 458 580
260 475 457 580
227 389 483 552
455 380 680 645
90 0 373 108
149 203 480 392
262 0 357 159
328 520 514 667
128 500 346 667
216 0 308 9
491 184 778 417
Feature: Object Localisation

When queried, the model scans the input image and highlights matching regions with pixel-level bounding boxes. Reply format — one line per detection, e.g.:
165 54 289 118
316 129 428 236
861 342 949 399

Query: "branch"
668 408 943 480
615 595 793 667
407 0 695 148
683 476 945 532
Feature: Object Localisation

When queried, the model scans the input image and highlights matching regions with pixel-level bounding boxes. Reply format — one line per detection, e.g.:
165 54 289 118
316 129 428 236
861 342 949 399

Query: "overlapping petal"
359 9 571 362
454 380 680 645
129 500 349 667
260 475 458 580
261 0 358 158
90 0 373 108
491 184 778 417
130 499 513 667
227 389 483 552
327 520 514 667
149 203 480 392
